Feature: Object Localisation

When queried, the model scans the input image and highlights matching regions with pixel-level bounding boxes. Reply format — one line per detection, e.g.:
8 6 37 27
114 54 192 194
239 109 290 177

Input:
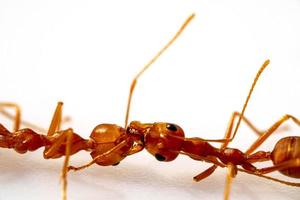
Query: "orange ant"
0 14 300 200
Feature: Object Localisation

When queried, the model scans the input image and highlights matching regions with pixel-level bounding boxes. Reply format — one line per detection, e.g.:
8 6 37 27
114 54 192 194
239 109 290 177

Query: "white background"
0 0 300 200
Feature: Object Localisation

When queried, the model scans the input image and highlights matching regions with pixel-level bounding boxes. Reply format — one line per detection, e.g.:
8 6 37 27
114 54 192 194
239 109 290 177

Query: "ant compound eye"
155 153 166 161
166 123 177 132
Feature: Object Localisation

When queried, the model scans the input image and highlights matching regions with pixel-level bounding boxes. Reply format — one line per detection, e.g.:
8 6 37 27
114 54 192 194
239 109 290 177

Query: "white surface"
0 0 300 200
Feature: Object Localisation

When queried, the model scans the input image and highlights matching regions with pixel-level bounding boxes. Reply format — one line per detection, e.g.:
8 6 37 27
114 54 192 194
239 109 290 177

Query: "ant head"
128 121 185 162
145 122 185 162
90 124 129 166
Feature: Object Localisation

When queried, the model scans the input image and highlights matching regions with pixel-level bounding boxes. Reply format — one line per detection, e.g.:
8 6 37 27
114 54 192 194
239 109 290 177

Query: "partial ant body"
0 14 299 200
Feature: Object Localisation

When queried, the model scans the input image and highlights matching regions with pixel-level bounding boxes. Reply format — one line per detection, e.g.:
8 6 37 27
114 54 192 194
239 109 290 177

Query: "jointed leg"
256 158 300 175
0 102 21 132
42 128 74 200
218 60 270 199
179 151 226 182
238 168 300 187
48 102 63 136
239 149 300 187
220 114 300 198
220 113 300 152
227 112 264 136
1 101 71 200
239 158 300 187
61 129 73 200
43 129 73 159
195 112 269 183
221 111 266 149
224 163 237 200
191 112 266 184
245 114 300 154
0 102 70 134
193 165 218 182
199 112 270 144
68 139 129 172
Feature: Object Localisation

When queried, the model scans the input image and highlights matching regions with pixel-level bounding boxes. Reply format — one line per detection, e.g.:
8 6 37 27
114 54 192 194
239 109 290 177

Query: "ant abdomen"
271 136 300 178
144 123 185 162
90 124 132 166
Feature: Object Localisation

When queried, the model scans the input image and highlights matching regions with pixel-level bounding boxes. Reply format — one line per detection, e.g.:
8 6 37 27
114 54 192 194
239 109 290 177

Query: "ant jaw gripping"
128 121 185 162
127 121 151 147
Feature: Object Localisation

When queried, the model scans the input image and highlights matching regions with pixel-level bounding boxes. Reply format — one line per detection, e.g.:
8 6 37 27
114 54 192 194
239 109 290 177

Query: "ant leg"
245 114 300 154
61 129 73 200
200 112 271 185
124 14 195 127
48 102 63 136
0 102 65 133
257 158 300 175
238 159 300 187
193 165 218 181
236 152 300 187
221 60 270 149
238 150 300 187
220 60 271 149
0 102 21 132
224 163 237 200
227 112 264 136
43 130 72 158
220 111 266 149
220 113 299 151
179 151 226 182
44 130 90 159
200 111 269 181
41 128 75 200
238 168 300 187
68 140 129 172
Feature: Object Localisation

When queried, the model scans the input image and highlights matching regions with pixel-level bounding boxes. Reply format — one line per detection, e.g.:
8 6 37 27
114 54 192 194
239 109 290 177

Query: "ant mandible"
0 13 299 200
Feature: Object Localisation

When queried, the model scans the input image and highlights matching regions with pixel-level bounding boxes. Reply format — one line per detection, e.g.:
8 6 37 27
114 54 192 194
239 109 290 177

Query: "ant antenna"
229 59 270 144
124 13 195 127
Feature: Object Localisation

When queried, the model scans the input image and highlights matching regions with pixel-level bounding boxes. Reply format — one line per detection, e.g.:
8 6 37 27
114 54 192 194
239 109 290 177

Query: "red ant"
0 14 299 200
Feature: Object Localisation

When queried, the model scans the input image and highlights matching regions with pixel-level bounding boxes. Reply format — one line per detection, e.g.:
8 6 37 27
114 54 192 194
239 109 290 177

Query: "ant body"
0 14 299 200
